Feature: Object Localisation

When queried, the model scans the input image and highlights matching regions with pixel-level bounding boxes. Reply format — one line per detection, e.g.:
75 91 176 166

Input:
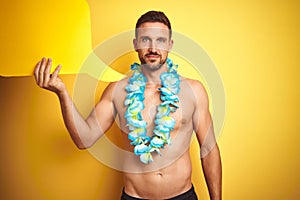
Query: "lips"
145 54 160 59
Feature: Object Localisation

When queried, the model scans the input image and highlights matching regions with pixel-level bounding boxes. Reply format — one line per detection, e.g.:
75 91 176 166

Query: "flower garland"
124 58 180 164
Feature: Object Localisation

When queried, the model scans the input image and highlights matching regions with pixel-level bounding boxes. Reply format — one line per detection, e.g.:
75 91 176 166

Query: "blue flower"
125 92 144 104
161 101 179 109
140 152 153 164
134 144 149 155
159 87 173 96
156 105 170 118
129 73 146 84
161 72 180 93
130 62 140 70
126 118 147 128
160 94 179 102
129 135 151 146
166 58 178 73
128 127 148 144
150 136 165 148
125 84 139 93
126 101 144 115
128 128 147 140
155 116 176 129
153 127 170 141
160 74 180 94
149 146 162 155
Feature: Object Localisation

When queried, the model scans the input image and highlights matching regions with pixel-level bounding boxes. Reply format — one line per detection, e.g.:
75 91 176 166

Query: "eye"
157 38 166 43
141 37 149 42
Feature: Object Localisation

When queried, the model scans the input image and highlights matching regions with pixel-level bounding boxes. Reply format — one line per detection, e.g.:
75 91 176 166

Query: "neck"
141 63 168 84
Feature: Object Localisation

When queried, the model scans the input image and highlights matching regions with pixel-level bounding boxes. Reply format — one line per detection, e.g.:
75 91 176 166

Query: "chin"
145 62 162 71
146 58 166 65
139 56 167 70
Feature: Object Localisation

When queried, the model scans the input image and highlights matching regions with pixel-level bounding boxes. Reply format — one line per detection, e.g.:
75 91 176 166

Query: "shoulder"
104 76 129 90
179 76 209 110
101 76 129 97
180 77 208 99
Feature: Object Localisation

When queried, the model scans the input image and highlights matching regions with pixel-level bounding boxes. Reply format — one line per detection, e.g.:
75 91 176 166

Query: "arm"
191 80 222 200
34 57 116 149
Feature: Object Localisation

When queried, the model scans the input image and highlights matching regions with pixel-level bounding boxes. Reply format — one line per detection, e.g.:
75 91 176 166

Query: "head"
133 11 173 71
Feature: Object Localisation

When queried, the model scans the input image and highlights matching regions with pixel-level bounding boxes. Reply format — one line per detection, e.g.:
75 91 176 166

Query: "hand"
34 57 66 95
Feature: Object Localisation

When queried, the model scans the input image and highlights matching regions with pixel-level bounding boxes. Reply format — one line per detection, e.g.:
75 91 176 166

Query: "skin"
34 22 222 200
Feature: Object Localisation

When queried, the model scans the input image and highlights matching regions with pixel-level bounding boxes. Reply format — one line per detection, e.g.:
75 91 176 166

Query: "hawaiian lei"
124 58 181 164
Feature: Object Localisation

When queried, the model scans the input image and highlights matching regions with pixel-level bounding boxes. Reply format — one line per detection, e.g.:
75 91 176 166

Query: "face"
134 22 173 71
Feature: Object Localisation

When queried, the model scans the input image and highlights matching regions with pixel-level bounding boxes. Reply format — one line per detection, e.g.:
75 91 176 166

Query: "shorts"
120 185 198 200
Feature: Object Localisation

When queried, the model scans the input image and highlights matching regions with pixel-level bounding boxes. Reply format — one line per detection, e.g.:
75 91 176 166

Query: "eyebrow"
140 36 151 40
139 36 168 41
157 37 167 42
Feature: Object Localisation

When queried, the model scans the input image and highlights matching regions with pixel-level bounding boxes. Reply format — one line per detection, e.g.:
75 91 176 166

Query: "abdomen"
123 150 193 199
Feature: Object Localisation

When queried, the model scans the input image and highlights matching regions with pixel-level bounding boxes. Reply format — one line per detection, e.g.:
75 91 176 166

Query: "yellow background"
0 0 300 199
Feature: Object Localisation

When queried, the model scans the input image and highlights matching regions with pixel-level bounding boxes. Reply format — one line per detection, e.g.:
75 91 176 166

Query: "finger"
50 64 62 81
34 61 41 84
43 58 52 86
38 57 47 87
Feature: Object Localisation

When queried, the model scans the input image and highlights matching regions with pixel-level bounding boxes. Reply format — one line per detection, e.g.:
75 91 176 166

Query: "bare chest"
114 85 195 136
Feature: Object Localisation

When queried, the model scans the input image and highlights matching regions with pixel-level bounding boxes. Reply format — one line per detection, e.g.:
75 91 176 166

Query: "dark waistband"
121 185 197 200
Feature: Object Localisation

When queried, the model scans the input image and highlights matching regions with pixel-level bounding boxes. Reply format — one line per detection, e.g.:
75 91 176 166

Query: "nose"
149 41 157 52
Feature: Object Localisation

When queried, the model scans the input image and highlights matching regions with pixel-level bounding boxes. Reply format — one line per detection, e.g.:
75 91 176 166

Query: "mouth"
145 54 160 60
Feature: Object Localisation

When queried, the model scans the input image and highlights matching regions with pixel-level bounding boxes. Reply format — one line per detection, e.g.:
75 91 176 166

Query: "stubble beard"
140 55 167 72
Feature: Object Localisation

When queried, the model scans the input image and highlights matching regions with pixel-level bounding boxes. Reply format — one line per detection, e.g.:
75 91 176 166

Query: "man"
34 11 222 200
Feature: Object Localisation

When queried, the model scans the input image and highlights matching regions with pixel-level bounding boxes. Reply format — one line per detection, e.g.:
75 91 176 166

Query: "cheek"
136 49 148 58
136 49 145 54
160 50 168 57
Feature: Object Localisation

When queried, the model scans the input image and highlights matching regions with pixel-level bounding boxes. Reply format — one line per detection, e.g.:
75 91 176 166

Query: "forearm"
34 58 104 148
201 144 222 200
57 89 99 149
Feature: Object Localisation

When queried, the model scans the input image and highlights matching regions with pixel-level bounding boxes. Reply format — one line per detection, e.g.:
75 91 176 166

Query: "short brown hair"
135 11 172 38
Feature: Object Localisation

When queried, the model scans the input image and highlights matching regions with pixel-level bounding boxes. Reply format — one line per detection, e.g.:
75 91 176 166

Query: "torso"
112 76 197 199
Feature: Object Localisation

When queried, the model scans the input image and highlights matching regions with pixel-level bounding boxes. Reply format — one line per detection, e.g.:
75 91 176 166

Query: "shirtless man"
34 11 222 200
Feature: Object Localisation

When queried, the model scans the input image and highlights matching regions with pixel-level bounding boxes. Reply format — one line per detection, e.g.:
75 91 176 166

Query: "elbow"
77 144 88 150
75 140 93 150
72 130 101 150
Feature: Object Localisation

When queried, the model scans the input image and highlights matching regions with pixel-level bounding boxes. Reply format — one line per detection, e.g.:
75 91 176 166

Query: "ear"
133 38 138 52
168 39 174 52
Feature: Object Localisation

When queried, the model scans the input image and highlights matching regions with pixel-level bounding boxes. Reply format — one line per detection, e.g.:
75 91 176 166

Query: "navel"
156 172 163 177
